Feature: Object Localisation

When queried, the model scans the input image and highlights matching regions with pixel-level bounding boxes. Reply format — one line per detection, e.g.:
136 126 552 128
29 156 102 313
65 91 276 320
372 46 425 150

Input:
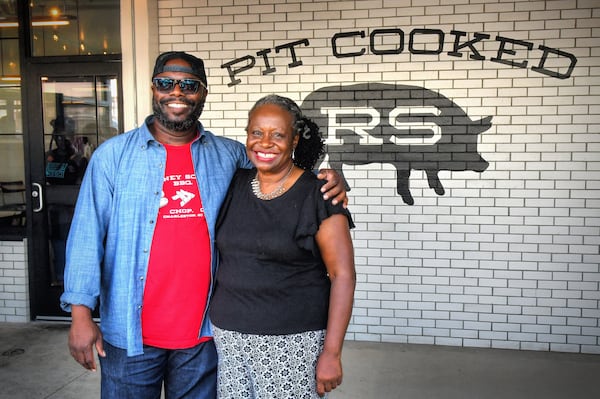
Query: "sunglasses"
152 78 206 94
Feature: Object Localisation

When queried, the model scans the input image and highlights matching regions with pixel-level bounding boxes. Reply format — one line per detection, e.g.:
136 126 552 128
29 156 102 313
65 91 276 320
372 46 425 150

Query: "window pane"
30 0 121 56
0 84 24 230
0 1 24 230
0 1 19 40
42 75 119 186
0 85 23 174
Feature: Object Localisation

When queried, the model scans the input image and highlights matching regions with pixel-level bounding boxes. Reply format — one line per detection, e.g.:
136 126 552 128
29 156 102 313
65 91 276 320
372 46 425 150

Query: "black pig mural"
300 83 492 205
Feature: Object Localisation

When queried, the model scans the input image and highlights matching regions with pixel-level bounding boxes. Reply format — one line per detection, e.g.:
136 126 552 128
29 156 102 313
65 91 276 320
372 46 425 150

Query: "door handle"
32 182 43 212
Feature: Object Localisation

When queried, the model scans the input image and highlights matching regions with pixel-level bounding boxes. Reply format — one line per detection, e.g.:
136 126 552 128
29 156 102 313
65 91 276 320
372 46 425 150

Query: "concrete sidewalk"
0 322 598 399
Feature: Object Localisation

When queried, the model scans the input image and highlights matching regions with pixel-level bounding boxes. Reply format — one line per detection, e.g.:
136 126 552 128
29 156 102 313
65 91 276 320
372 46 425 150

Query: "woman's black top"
209 168 353 335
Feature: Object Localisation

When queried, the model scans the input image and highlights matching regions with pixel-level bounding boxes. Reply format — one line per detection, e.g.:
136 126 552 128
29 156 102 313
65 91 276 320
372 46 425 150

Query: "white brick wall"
156 0 599 354
0 240 29 322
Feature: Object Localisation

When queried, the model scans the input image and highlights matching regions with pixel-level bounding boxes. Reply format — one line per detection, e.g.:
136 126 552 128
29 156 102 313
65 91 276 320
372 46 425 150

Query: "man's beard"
152 98 205 132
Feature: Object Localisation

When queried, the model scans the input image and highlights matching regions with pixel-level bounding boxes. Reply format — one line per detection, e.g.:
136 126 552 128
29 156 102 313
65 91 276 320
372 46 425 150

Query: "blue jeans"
99 339 217 399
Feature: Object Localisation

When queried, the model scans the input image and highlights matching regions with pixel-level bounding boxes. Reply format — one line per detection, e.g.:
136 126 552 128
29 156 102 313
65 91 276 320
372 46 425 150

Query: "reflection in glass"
29 0 121 56
1 38 19 78
0 94 24 228
41 75 119 283
0 134 25 229
42 75 119 186
0 0 24 231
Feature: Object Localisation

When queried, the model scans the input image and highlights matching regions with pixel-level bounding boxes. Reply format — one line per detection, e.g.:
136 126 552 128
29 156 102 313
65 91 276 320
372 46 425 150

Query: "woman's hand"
314 214 355 397
315 349 343 397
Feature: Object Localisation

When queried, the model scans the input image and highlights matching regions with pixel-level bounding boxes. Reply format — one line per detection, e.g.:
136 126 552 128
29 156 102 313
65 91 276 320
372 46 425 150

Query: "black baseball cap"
152 51 208 88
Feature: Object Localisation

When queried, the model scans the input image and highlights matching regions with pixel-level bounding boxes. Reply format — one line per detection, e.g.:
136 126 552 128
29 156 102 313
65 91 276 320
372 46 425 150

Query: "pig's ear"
473 116 493 133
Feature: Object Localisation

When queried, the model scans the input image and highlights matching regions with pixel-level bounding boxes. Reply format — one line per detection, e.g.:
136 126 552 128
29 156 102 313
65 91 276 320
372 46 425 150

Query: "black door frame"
13 0 123 319
22 61 123 319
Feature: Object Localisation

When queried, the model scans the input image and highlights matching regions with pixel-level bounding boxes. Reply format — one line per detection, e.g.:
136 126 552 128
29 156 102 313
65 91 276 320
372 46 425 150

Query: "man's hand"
68 305 105 371
317 169 349 207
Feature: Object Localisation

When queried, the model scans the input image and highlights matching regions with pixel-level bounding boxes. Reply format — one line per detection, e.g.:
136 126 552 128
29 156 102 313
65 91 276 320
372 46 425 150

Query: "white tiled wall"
0 240 29 322
156 0 600 354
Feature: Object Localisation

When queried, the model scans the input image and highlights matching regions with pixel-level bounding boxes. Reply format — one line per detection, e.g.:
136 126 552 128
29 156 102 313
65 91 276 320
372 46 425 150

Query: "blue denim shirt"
60 116 250 356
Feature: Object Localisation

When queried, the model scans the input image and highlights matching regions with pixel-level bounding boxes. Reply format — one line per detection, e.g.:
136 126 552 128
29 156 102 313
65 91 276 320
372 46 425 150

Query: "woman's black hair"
248 94 325 170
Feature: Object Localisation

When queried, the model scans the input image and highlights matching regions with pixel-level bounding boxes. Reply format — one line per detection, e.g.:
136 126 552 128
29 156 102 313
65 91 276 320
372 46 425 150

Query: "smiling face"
151 58 208 143
246 103 300 176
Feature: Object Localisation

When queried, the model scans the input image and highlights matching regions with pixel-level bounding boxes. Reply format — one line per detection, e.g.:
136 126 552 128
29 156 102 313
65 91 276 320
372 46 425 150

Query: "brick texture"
0 240 29 322
156 0 600 354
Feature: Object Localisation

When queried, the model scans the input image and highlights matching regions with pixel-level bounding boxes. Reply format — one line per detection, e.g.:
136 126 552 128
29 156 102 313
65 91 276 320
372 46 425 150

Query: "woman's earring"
303 125 311 139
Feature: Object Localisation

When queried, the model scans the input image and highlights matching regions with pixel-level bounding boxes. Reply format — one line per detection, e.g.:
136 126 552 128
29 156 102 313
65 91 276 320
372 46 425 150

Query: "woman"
209 94 356 398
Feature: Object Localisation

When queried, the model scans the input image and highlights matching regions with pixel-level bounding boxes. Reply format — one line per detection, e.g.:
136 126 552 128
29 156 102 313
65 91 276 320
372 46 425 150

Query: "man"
60 51 346 398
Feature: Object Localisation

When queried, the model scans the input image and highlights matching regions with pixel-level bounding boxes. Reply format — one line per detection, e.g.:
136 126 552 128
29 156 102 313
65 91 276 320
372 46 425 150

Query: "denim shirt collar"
141 115 206 147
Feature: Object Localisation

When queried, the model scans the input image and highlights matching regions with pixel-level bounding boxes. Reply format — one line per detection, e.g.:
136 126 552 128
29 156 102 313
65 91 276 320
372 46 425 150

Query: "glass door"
25 62 122 318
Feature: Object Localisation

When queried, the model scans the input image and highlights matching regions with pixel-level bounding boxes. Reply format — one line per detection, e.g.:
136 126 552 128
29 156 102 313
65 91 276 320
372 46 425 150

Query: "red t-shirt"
142 141 211 348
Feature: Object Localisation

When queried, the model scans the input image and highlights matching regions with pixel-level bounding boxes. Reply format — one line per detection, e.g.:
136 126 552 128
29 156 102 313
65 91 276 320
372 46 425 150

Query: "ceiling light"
0 16 75 28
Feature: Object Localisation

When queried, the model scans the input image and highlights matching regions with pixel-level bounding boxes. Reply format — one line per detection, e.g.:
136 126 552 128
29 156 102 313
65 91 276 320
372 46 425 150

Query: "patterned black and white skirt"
213 326 326 399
